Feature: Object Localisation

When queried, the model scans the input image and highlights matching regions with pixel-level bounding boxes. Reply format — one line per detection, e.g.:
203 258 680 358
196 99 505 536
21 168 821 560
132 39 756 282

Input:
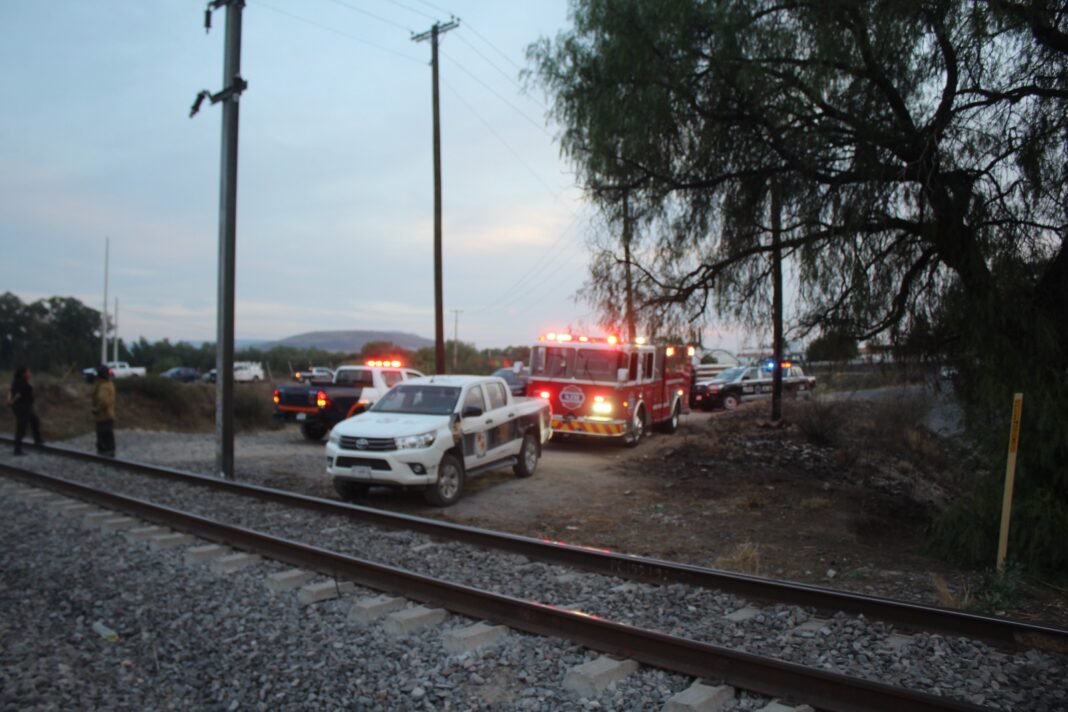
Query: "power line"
411 0 454 17
373 0 438 22
464 21 524 73
454 31 544 110
325 0 412 32
441 79 562 202
253 0 424 62
441 49 552 139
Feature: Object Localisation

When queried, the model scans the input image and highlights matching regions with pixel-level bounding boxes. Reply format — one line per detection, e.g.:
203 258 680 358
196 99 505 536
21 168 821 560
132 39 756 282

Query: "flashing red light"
558 334 573 342
272 388 280 404
538 390 551 399
316 390 331 409
606 335 618 345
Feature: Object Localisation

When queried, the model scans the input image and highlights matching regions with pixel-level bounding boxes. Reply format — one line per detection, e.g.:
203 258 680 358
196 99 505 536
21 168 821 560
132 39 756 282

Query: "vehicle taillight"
316 390 331 408
272 389 280 404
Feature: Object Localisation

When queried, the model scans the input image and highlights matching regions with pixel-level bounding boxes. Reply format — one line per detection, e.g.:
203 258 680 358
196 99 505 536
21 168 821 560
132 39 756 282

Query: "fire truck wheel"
301 422 328 441
425 454 464 506
722 393 740 411
333 479 369 501
513 432 539 478
624 405 647 447
658 401 681 434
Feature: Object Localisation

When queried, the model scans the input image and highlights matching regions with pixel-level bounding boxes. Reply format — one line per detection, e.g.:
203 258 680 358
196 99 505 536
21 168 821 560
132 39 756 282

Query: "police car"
693 361 815 411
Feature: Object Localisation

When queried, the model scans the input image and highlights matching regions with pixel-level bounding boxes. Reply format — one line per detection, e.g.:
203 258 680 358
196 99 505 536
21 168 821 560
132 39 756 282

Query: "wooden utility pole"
100 237 109 365
622 189 636 342
770 179 784 422
413 19 459 375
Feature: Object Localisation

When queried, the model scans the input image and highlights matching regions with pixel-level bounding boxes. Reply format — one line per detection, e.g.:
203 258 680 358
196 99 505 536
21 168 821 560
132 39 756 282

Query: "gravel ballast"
5 434 1068 711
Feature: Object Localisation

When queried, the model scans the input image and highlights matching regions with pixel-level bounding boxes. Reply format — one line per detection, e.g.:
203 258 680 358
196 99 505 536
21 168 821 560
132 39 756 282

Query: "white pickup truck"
326 375 553 506
82 361 147 383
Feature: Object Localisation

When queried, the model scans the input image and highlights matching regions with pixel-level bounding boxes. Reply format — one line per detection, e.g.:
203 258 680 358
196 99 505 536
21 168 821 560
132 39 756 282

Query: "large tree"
531 0 1067 572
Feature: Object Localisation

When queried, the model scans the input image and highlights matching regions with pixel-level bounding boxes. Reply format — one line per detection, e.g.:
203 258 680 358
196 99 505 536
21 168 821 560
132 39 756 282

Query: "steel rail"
6 437 1067 654
1 462 988 712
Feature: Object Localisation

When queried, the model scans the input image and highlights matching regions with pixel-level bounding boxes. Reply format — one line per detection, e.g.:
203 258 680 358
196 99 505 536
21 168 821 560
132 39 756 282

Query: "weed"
801 496 831 510
790 397 851 447
717 542 762 575
932 573 975 609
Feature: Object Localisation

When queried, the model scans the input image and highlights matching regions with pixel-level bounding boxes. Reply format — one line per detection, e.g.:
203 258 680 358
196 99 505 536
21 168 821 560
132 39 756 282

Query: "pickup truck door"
482 381 520 461
459 385 494 470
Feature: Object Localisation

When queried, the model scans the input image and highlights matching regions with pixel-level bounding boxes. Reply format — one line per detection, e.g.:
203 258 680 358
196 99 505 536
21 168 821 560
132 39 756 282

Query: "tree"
805 328 860 363
531 0 1068 573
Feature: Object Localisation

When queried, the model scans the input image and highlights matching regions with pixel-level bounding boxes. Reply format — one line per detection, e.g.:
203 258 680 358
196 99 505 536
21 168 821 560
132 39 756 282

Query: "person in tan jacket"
91 365 116 456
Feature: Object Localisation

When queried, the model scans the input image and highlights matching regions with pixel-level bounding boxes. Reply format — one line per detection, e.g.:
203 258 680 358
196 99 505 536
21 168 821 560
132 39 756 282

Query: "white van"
234 361 265 382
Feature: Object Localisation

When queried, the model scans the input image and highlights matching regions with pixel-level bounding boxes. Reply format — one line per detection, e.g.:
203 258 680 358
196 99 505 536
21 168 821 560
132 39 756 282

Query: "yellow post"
996 393 1024 573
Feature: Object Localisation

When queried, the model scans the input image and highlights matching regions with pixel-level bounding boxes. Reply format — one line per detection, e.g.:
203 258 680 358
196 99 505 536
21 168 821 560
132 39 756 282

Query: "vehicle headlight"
591 401 612 415
396 431 436 449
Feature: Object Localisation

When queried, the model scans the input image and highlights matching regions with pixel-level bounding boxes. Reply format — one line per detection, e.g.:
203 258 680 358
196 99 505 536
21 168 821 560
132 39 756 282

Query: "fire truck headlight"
592 396 612 415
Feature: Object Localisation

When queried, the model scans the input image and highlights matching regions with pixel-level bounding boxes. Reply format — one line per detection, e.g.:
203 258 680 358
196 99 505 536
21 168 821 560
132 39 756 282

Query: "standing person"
8 366 43 455
91 364 116 457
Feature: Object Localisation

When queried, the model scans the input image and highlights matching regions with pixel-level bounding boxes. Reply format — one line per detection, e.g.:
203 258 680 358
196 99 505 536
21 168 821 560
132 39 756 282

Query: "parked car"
294 366 334 384
234 361 265 382
82 361 146 383
326 375 552 506
161 366 199 383
202 369 217 383
693 362 815 411
274 362 424 440
492 366 530 397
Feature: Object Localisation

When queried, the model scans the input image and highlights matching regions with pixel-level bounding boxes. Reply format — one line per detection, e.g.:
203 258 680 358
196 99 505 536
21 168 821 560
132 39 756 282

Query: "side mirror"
616 367 629 382
462 405 483 418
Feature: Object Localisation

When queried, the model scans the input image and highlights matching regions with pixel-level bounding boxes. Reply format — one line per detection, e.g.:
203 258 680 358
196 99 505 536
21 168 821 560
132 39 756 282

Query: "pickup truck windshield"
334 369 374 386
372 385 460 415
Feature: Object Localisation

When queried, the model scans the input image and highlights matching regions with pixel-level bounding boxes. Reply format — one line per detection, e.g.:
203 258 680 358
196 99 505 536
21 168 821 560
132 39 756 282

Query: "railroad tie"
723 606 761 623
442 622 508 655
662 681 735 712
562 656 639 698
184 544 229 565
382 606 448 637
755 702 813 712
210 553 261 574
348 595 406 627
264 569 315 593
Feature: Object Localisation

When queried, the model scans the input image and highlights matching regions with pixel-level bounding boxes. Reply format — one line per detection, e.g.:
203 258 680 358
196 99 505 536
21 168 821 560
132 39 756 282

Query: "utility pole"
112 297 119 363
100 237 109 365
191 0 247 479
451 309 462 372
413 18 459 375
622 189 636 342
770 179 784 422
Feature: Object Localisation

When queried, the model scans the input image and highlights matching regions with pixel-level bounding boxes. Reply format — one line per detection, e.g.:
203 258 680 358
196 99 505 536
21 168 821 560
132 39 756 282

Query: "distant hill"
269 330 434 353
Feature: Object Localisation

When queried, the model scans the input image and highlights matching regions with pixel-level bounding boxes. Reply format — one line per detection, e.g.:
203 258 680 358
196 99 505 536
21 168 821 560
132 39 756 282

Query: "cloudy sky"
0 0 638 350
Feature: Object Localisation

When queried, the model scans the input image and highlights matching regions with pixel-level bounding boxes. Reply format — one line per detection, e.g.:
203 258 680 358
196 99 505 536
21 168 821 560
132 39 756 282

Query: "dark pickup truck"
273 363 424 440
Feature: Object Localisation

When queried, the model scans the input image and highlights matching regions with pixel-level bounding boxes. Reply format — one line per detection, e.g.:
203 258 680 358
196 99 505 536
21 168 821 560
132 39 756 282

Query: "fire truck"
528 332 694 445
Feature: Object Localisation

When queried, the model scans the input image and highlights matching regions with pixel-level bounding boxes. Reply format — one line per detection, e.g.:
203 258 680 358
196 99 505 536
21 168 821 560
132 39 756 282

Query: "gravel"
5 436 1068 711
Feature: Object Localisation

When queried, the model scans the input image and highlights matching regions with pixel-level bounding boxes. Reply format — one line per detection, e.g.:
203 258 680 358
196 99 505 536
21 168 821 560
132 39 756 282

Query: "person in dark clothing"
8 366 43 455
91 364 116 456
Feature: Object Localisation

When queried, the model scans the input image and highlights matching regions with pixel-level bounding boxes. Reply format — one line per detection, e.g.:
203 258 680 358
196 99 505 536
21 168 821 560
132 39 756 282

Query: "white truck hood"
334 412 450 438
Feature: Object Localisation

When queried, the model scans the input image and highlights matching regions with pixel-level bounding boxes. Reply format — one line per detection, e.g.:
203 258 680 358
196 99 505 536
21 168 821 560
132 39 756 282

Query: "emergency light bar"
366 359 402 368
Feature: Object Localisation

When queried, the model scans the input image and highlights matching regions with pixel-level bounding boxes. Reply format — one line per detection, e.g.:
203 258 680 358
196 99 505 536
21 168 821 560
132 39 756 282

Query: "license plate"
350 465 371 478
296 413 306 421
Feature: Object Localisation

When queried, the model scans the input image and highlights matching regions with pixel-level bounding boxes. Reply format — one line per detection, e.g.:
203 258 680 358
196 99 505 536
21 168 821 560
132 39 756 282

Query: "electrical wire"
454 32 545 110
253 0 424 63
463 21 524 73
411 0 454 17
441 50 553 139
372 0 438 23
324 0 412 32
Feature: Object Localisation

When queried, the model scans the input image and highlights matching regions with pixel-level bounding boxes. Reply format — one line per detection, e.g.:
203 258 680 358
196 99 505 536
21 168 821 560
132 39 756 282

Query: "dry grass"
716 542 763 575
801 496 832 510
932 573 975 609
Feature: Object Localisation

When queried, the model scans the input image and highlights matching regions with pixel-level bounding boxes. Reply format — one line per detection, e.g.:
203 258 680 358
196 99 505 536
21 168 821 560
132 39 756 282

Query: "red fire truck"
528 332 694 445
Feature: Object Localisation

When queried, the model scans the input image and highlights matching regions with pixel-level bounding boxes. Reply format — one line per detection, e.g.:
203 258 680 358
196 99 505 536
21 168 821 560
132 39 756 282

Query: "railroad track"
2 443 1066 710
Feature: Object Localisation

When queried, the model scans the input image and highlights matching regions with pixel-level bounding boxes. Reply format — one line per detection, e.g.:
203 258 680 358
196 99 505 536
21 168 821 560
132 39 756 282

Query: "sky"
0 0 625 351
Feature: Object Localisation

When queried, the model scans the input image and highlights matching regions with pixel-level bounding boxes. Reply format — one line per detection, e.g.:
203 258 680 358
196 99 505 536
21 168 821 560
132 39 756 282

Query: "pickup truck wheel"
722 393 740 411
333 479 368 501
300 422 328 441
658 401 681 434
624 405 647 447
425 454 464 506
513 432 539 478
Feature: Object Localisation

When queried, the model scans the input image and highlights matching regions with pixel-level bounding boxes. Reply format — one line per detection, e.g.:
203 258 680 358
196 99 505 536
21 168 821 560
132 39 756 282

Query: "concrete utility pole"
451 309 462 372
770 179 784 422
413 18 459 375
112 297 119 363
100 237 109 365
191 0 248 479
